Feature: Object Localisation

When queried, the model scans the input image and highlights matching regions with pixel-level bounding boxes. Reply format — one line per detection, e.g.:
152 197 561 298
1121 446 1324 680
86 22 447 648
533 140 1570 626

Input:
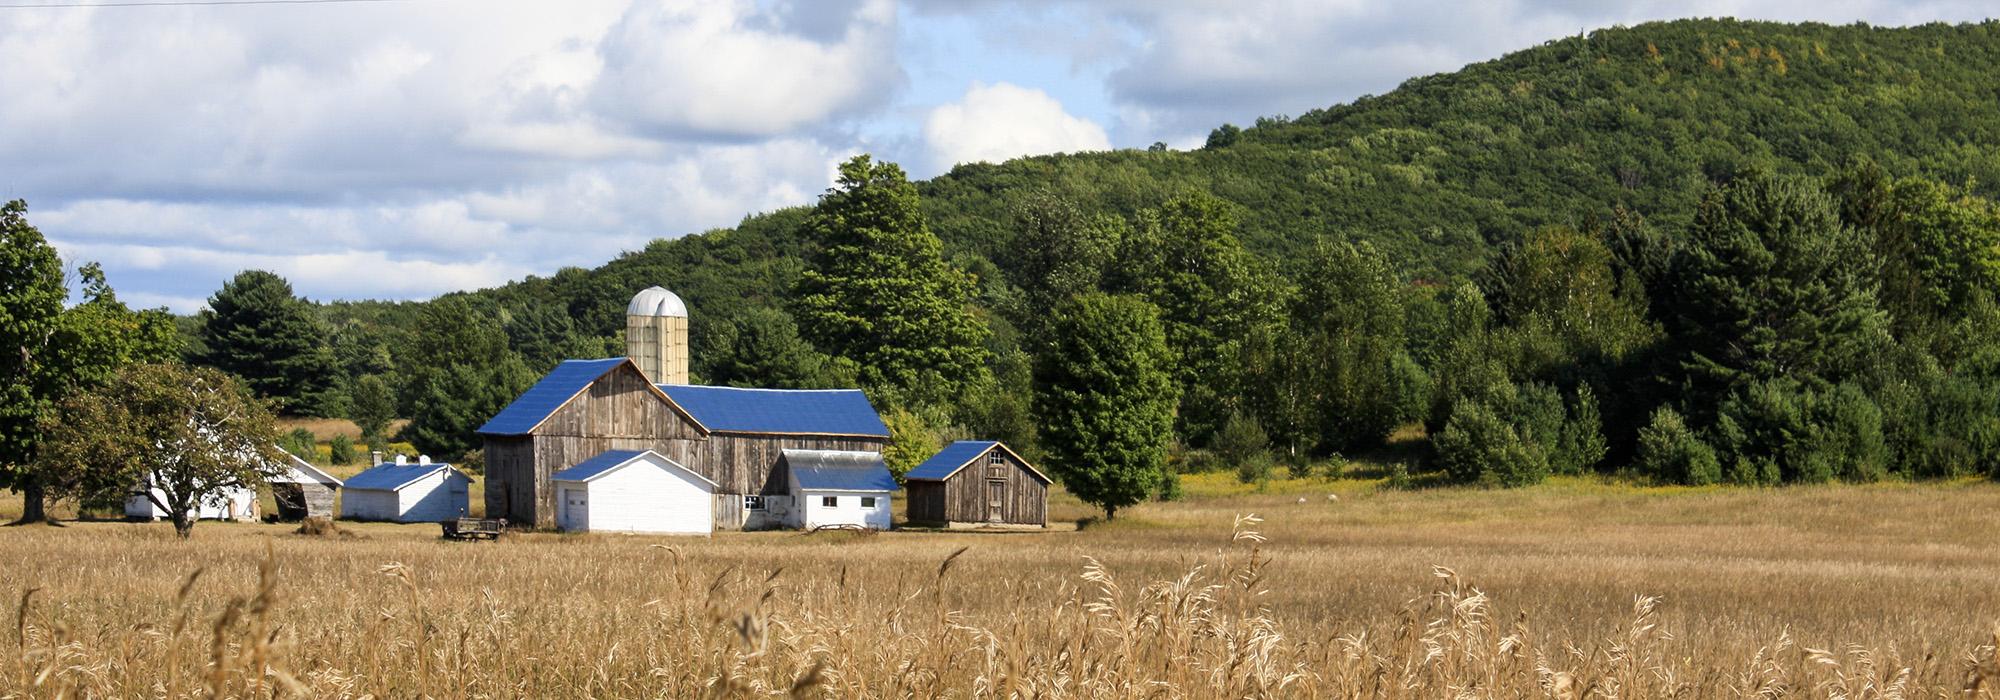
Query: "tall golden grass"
10 481 2000 697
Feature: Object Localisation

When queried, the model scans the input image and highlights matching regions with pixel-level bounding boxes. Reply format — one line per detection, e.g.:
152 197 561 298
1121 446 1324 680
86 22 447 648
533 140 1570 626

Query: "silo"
625 286 689 384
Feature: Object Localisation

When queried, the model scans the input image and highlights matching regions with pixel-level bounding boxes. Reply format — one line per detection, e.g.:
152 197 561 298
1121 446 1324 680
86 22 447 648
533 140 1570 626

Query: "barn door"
986 480 1005 523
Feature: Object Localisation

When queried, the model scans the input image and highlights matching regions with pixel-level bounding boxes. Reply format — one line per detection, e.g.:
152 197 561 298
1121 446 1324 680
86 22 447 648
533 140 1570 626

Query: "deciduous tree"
37 364 283 539
1033 294 1178 519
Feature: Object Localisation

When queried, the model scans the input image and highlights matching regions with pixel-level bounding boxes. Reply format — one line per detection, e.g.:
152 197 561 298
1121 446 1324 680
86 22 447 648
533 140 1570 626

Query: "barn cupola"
625 286 689 385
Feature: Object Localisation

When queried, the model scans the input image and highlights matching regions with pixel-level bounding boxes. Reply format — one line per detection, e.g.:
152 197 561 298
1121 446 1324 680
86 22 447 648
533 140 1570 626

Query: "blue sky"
1 0 1993 312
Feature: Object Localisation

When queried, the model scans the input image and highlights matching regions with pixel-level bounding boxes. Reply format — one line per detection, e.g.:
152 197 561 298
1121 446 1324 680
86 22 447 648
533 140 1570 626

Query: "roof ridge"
659 384 866 393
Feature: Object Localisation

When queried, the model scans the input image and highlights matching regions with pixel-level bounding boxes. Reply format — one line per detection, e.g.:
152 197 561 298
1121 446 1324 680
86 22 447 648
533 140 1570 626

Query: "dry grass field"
8 476 2000 697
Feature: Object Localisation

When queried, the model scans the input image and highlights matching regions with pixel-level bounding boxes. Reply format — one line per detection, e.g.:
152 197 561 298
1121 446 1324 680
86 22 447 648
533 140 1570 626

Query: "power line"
0 0 418 8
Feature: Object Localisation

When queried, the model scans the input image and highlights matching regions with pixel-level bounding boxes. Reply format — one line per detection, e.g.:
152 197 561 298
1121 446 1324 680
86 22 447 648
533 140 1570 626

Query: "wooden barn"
339 456 471 522
905 441 1050 528
551 449 717 535
479 358 889 529
479 286 891 530
269 449 342 520
776 449 897 530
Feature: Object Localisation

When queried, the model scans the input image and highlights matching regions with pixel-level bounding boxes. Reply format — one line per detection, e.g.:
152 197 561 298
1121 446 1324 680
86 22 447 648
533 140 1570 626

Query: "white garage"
340 456 471 523
552 449 716 535
780 449 897 530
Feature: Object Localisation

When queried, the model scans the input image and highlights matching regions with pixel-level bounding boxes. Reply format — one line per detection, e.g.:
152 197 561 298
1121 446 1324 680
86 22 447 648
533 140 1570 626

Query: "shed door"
986 480 1005 522
561 487 588 530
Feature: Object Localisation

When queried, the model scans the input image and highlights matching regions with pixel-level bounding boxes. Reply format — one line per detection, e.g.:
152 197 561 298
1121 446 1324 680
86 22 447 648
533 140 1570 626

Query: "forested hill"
441 18 2000 336
228 17 2000 486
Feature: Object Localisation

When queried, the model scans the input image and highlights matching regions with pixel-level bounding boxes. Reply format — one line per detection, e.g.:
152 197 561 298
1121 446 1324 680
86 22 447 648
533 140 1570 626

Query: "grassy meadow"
8 473 2000 697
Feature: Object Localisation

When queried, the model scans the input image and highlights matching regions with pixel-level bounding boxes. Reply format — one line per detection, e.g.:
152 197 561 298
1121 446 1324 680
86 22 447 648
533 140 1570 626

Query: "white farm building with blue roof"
478 287 895 531
552 450 717 535
778 450 898 530
340 455 472 523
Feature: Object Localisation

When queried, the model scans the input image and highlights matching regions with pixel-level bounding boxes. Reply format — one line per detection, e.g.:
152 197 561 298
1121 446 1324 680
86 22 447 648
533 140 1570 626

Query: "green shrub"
280 428 316 459
1213 411 1269 470
1434 401 1547 487
328 434 354 465
1634 407 1721 485
1234 452 1274 485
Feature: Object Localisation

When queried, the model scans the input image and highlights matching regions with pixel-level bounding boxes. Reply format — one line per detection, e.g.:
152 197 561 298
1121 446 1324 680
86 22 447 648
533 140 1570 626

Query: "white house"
125 476 259 522
339 456 471 523
551 449 717 535
779 449 897 530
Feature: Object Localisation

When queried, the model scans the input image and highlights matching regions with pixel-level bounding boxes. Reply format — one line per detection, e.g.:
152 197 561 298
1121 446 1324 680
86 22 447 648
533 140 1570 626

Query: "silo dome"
626 286 687 318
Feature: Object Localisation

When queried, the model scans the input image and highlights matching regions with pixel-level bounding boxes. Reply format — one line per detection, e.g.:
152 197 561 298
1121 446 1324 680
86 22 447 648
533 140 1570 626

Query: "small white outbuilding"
779 449 897 530
339 455 471 523
125 477 259 522
551 449 716 535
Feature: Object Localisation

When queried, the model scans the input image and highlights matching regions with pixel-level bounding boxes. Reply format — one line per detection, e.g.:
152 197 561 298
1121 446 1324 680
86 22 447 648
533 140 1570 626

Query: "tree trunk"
170 512 194 539
1105 504 1118 520
11 480 51 525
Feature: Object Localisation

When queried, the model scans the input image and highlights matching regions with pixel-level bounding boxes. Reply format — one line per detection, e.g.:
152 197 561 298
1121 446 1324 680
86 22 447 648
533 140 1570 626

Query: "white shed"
779 449 898 530
339 456 471 523
125 476 259 522
551 449 716 535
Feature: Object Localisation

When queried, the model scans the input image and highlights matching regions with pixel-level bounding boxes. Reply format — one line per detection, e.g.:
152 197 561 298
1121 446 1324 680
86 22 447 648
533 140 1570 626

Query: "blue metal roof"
550 449 648 482
660 385 889 437
478 358 630 435
784 450 898 492
345 463 456 491
905 441 997 481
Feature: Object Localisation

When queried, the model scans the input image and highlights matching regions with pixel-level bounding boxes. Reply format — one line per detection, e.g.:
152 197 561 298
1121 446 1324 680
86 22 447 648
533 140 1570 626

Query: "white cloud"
3 0 1993 312
592 0 902 138
923 82 1111 170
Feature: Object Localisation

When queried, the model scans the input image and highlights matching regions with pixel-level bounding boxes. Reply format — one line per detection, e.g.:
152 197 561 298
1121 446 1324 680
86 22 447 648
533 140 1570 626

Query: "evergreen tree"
794 155 991 409
1662 172 1889 406
198 270 343 416
1033 294 1179 520
397 297 535 461
704 306 857 389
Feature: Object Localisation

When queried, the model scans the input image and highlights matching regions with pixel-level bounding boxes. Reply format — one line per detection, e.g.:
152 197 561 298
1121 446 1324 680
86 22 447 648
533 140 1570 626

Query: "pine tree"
1032 294 1179 520
397 297 536 461
1664 172 1889 405
794 155 990 409
198 270 343 416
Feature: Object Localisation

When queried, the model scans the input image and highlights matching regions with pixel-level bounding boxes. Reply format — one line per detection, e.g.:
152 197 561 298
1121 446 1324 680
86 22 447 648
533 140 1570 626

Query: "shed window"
861 497 877 508
821 496 838 508
744 495 765 511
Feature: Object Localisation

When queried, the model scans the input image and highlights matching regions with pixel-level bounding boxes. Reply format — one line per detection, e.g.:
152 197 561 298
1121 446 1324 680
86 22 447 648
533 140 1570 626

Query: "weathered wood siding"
273 483 336 520
483 363 888 528
908 447 1046 526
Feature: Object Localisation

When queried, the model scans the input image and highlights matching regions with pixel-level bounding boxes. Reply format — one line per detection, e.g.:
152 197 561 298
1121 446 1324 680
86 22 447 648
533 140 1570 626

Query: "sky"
2 0 1994 313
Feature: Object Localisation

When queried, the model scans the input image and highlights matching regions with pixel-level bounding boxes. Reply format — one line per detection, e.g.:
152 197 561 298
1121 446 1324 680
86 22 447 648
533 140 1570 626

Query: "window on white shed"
861 497 877 508
821 496 838 508
744 495 764 511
